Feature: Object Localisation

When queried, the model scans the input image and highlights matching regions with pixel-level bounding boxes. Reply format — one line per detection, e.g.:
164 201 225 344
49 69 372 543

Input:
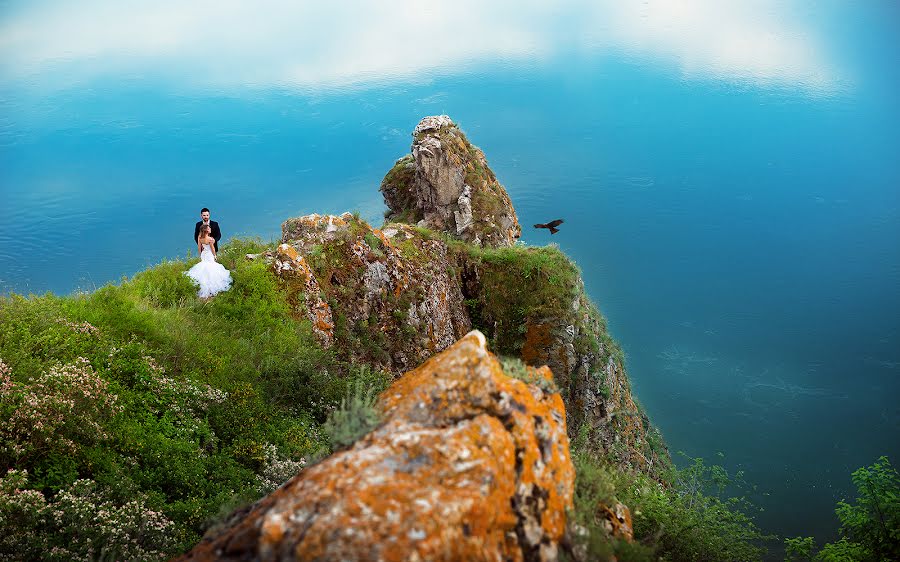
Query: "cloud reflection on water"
0 0 842 94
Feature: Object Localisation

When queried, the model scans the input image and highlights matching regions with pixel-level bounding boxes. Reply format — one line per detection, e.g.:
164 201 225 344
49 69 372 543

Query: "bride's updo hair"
200 224 211 237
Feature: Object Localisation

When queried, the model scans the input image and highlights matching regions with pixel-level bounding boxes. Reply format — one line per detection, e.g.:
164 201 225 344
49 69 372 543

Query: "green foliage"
815 538 869 561
0 238 347 556
500 356 559 393
0 469 177 561
835 456 899 560
623 453 769 562
786 456 900 561
785 536 816 561
566 448 769 562
321 380 383 452
463 244 580 355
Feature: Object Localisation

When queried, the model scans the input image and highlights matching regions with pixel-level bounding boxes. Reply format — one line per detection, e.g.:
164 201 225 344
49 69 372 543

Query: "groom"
194 207 222 252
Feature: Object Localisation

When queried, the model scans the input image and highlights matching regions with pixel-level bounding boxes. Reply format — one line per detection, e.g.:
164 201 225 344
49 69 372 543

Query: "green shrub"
321 381 383 452
500 356 559 393
0 469 177 561
786 456 900 561
565 448 769 562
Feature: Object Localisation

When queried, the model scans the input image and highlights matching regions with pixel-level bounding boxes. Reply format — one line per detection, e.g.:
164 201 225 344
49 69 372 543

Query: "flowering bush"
255 443 307 494
0 357 120 465
0 244 337 556
56 318 100 336
0 469 175 561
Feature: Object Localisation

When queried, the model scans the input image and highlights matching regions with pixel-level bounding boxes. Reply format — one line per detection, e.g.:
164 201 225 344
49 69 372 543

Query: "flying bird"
533 219 564 234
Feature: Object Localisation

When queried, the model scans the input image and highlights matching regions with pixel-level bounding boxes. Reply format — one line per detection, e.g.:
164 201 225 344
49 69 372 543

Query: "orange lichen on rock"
597 501 634 542
178 330 574 562
272 243 334 346
275 214 471 372
521 321 554 371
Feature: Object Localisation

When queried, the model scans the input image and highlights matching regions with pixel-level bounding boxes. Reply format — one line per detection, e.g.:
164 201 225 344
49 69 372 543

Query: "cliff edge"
257 116 667 476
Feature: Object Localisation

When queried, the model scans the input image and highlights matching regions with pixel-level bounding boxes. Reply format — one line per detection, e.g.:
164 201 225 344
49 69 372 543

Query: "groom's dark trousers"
194 221 222 252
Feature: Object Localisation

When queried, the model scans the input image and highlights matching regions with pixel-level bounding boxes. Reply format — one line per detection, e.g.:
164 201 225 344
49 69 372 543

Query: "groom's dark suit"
194 220 222 251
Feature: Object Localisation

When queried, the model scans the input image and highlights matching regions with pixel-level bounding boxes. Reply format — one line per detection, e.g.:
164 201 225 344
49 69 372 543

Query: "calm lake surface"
2 0 898 549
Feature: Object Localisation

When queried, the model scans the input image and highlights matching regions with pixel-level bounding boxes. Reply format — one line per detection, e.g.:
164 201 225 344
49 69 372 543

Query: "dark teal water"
2 0 898 548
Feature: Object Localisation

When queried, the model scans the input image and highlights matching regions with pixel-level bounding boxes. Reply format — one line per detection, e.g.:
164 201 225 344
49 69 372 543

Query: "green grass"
500 356 559 394
461 243 580 355
0 237 385 558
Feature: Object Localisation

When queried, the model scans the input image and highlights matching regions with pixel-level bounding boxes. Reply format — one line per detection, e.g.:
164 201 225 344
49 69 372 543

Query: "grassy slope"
0 238 386 558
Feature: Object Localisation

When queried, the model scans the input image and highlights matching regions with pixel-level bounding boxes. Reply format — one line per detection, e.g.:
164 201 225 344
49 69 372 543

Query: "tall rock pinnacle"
380 115 522 247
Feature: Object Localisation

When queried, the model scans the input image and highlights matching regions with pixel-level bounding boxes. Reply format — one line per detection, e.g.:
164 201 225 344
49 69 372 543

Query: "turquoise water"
2 0 898 549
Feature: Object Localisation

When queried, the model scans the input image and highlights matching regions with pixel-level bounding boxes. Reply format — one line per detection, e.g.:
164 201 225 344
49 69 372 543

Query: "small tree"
784 456 899 562
835 456 899 561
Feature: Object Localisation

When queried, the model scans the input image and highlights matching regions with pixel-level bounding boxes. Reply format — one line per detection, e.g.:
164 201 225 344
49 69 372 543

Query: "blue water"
2 0 898 549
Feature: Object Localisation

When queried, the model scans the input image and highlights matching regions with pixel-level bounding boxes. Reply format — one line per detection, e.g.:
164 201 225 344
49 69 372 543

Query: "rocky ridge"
250 118 666 475
226 115 667 559
271 212 472 372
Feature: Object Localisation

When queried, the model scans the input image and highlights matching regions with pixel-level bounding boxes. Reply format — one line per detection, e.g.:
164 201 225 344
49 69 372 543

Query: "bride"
185 224 232 298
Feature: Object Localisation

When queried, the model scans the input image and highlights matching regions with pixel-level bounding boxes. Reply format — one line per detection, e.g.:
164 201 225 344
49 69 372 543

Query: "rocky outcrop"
263 210 665 476
271 242 334 346
178 330 574 562
520 287 667 477
381 115 521 248
273 212 471 372
460 247 668 477
264 117 666 475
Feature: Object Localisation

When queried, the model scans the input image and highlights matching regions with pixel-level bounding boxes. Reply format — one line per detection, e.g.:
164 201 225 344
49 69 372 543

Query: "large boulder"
178 330 575 562
381 115 521 248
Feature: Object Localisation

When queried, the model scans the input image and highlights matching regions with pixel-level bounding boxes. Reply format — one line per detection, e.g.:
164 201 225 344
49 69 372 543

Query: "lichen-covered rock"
276 213 471 371
519 291 667 475
380 115 521 248
598 502 633 542
269 117 667 477
462 248 668 478
177 330 575 562
271 209 666 474
271 243 334 346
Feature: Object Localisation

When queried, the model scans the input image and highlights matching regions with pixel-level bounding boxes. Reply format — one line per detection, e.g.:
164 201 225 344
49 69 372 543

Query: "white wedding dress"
184 244 232 298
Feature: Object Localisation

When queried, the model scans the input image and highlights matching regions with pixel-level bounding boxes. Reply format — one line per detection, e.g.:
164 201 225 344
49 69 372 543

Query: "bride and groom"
185 207 232 298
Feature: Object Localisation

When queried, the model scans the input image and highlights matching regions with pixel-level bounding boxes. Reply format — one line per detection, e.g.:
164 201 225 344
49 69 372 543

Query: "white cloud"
0 0 840 92
595 0 838 90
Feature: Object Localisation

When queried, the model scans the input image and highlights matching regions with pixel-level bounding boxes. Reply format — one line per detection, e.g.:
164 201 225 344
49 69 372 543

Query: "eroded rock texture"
178 330 574 562
520 287 667 476
271 212 471 371
381 115 521 248
262 209 666 476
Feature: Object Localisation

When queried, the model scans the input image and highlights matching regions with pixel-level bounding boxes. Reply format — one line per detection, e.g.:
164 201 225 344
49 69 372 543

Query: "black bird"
533 219 564 234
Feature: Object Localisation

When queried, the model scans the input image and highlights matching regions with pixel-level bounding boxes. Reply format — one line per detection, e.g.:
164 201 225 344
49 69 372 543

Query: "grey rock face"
381 115 521 247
